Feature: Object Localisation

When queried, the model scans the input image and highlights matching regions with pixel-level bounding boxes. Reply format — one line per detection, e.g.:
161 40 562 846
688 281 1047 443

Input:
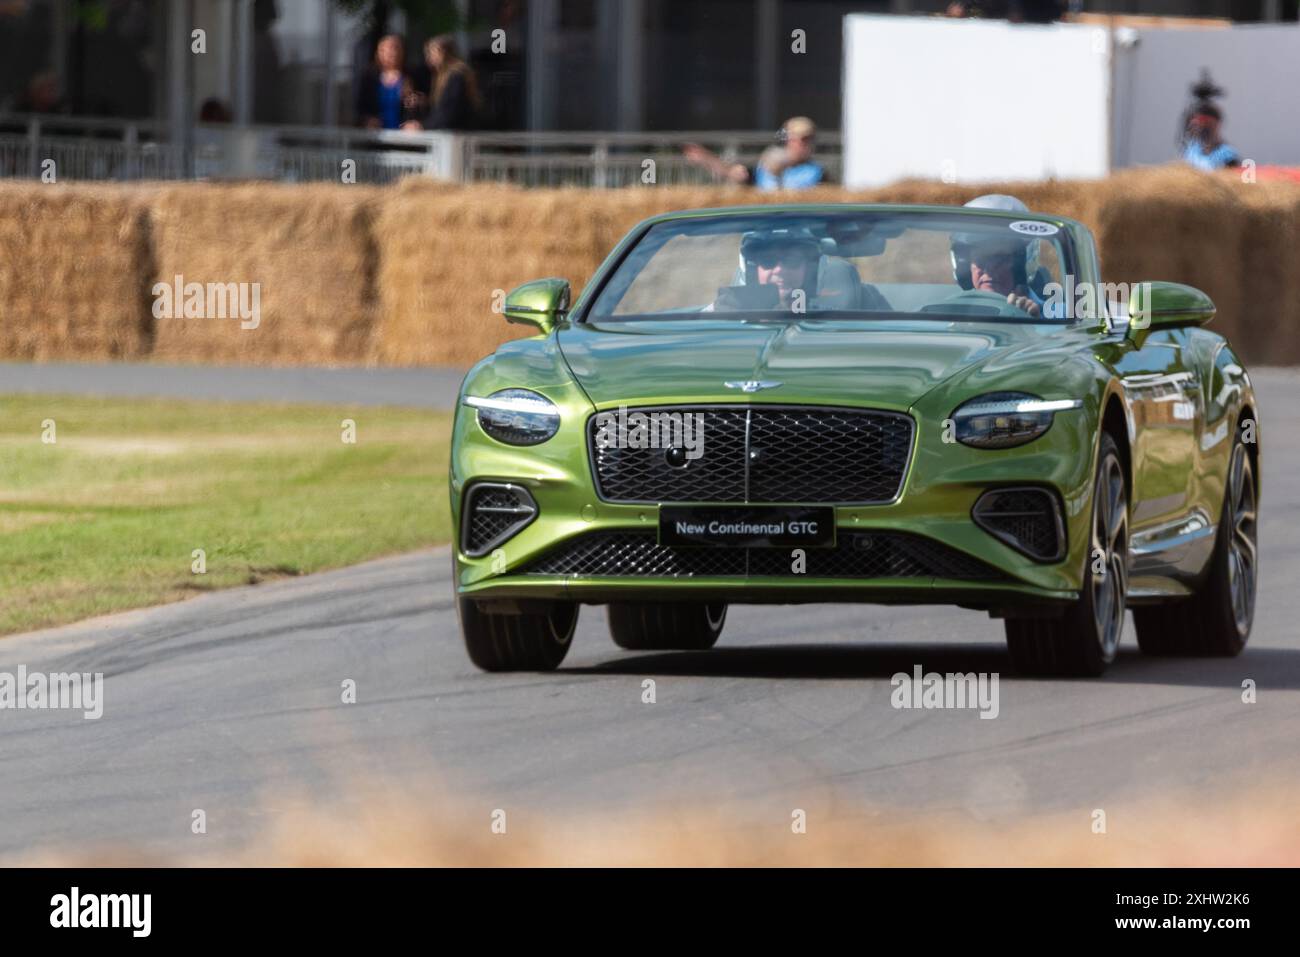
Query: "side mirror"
503 278 570 334
1128 281 1215 339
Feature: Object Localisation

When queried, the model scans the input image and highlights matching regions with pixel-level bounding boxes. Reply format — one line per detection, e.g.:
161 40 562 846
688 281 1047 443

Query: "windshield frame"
573 208 1082 326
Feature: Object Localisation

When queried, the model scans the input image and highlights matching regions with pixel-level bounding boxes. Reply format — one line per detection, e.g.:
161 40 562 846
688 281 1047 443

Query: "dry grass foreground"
1 166 1297 369
10 781 1300 866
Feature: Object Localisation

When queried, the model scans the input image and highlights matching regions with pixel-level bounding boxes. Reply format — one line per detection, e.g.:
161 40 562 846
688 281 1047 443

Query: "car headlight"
950 392 1081 449
464 389 561 446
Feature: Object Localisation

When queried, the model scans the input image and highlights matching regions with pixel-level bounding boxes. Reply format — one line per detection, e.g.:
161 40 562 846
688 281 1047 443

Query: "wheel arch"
1100 390 1133 502
1238 402 1260 500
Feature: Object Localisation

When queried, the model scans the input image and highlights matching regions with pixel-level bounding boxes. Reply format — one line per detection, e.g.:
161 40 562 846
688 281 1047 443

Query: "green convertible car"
450 202 1260 676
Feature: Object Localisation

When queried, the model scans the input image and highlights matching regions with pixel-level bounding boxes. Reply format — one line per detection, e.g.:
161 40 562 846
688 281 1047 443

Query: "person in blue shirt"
681 116 825 190
355 35 413 131
1181 103 1241 171
753 116 824 191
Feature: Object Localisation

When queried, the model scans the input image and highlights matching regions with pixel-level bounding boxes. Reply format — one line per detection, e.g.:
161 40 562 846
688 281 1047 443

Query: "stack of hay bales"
1 165 1296 369
376 169 1297 368
0 182 153 361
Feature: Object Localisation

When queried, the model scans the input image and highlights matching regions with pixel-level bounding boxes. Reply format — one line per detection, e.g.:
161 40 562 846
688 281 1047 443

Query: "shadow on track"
564 643 1300 688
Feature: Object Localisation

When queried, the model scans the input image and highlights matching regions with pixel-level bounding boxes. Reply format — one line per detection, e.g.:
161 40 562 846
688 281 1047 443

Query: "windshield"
586 212 1076 323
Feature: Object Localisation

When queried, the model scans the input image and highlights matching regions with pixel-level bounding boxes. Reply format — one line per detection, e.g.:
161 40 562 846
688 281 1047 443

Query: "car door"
1113 327 1203 530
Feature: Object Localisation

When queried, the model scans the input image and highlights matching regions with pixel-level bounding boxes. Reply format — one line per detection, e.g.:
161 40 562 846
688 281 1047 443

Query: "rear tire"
1134 436 1257 657
608 602 727 651
1006 433 1128 677
458 596 578 672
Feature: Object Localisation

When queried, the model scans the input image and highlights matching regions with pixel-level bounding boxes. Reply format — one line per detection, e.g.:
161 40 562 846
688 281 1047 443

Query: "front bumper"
450 399 1097 611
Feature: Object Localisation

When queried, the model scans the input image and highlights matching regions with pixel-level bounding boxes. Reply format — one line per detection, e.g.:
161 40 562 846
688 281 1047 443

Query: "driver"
739 227 822 309
950 194 1044 317
709 226 877 313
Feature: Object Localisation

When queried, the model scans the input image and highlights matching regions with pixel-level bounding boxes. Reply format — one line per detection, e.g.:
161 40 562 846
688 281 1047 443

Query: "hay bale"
148 183 382 365
0 181 154 361
1090 166 1248 351
1234 177 1300 364
376 181 629 366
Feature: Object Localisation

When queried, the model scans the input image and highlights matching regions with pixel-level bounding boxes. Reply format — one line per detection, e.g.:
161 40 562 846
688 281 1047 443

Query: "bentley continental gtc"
450 204 1260 676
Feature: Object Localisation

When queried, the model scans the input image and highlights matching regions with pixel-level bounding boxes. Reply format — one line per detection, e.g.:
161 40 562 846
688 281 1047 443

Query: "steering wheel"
920 288 1030 318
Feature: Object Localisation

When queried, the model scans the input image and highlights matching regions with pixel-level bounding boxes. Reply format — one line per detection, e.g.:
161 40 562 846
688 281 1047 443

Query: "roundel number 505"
1009 220 1060 237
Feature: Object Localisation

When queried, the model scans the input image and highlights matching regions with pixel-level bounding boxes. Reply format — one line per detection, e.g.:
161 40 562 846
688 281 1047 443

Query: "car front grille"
972 487 1065 562
521 530 1003 581
588 405 914 504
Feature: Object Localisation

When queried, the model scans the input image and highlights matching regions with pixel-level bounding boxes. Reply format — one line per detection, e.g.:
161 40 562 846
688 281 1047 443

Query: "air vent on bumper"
461 483 538 557
972 487 1065 562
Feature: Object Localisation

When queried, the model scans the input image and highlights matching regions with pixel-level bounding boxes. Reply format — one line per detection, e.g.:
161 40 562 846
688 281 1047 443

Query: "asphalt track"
1 368 1299 858
0 362 465 408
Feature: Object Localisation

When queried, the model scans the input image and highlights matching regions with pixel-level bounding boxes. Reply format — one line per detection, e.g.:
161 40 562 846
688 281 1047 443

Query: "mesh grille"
589 406 913 504
522 531 1001 581
972 488 1063 561
462 484 537 556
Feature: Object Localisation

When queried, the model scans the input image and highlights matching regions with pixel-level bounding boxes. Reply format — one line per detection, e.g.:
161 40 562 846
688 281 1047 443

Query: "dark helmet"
738 226 822 286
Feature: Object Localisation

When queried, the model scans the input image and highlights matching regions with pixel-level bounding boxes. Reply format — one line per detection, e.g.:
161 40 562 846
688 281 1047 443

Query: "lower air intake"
972 487 1065 562
462 483 538 557
522 530 1003 581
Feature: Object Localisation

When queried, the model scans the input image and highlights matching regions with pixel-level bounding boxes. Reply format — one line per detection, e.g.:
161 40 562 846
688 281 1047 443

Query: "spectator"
403 35 482 131
755 117 822 190
681 116 824 191
1181 102 1241 171
680 140 752 185
14 70 66 114
198 98 232 123
945 0 1063 23
355 34 413 130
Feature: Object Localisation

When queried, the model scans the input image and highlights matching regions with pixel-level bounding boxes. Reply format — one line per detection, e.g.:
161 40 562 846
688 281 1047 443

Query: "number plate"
658 505 835 548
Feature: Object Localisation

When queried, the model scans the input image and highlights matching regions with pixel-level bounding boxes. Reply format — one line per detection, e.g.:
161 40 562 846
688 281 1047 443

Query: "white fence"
0 115 842 187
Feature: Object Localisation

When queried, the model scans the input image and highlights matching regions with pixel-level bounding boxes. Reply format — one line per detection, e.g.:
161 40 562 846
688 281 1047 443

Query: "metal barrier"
462 131 842 188
0 113 841 187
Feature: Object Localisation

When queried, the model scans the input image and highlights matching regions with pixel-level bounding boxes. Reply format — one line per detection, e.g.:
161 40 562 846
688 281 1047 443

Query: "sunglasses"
970 251 1017 268
752 250 811 269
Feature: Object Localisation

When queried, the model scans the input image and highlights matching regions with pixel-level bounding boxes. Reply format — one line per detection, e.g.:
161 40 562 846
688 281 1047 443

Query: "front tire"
1006 433 1129 677
458 596 578 672
608 602 727 651
1134 436 1257 657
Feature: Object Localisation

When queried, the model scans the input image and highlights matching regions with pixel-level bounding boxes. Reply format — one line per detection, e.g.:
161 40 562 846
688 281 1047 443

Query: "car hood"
557 317 1061 412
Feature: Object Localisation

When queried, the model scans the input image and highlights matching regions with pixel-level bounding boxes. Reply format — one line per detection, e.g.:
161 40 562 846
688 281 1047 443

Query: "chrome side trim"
1129 507 1216 585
